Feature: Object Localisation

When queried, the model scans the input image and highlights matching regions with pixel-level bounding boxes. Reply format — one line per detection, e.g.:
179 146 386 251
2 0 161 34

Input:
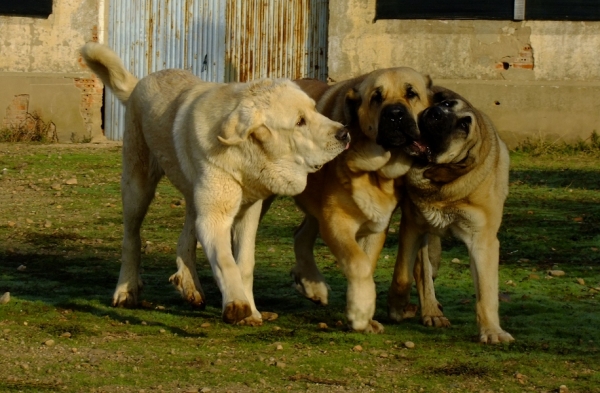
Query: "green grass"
0 143 599 393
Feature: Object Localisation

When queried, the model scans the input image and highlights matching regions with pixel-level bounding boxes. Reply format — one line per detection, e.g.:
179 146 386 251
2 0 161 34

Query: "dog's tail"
80 43 138 104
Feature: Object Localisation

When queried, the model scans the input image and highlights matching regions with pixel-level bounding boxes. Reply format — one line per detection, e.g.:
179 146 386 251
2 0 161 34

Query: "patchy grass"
0 143 599 393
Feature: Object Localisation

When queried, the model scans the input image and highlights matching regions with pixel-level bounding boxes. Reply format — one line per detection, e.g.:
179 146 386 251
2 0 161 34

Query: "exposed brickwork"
496 45 534 71
75 25 103 140
74 75 104 139
3 94 30 129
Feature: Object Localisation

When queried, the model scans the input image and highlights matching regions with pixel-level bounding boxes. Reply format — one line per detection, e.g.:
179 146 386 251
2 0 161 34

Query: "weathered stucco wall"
329 0 600 147
0 0 104 143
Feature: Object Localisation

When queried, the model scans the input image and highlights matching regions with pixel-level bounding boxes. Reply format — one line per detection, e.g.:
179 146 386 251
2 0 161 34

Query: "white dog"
81 43 349 325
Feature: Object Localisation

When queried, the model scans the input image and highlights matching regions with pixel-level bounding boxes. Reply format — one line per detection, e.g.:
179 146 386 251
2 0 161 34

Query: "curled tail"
80 43 138 104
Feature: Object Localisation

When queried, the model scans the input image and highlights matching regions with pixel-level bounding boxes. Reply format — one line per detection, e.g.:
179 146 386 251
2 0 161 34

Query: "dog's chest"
351 177 399 233
420 205 459 231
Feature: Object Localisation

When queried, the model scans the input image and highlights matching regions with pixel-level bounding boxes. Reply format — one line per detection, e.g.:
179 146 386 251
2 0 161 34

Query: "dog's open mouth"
407 141 432 162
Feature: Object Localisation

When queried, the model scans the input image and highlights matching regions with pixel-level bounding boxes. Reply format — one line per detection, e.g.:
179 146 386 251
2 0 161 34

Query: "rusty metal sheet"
225 0 328 82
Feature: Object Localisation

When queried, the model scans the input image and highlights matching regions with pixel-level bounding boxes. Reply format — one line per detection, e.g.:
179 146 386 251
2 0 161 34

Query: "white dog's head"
218 79 349 196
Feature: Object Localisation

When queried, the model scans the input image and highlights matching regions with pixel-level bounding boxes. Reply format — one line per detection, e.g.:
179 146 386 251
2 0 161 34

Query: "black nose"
381 105 407 121
335 127 350 142
427 106 445 122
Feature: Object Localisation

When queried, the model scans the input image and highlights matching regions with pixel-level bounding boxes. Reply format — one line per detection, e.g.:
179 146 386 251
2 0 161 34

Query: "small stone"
17 265 27 272
65 178 78 185
159 329 166 334
51 183 62 191
518 258 530 263
7 221 16 227
275 361 286 368
404 341 415 349
44 339 55 346
451 258 461 264
528 274 540 280
559 385 568 393
548 270 565 277
60 332 71 338
141 321 147 325
200 322 211 328
318 322 328 330
576 278 585 285
353 345 363 352
44 220 52 228
379 352 389 358
71 348 78 353
23 321 28 326
276 344 283 351
273 326 281 331
0 292 10 304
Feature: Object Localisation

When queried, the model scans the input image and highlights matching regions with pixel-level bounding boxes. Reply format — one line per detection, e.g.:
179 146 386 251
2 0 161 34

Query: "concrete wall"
0 0 104 143
328 0 600 147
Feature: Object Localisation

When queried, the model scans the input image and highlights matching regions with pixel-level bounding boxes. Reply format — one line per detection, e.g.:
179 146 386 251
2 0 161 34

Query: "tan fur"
288 69 432 332
80 43 349 325
388 86 514 343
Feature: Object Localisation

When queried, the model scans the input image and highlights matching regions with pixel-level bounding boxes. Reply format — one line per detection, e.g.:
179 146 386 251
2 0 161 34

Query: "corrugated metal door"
225 0 329 82
105 0 328 140
105 0 226 140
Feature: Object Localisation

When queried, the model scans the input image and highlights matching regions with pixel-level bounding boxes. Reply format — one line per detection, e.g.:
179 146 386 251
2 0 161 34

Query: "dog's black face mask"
376 103 420 151
412 99 472 163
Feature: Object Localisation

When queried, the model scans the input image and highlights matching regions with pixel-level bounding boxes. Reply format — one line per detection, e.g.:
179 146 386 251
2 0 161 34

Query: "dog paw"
291 272 329 305
260 311 279 322
388 303 418 322
169 272 205 309
422 315 451 328
350 319 384 334
236 315 263 327
479 329 515 344
111 291 139 308
222 300 253 324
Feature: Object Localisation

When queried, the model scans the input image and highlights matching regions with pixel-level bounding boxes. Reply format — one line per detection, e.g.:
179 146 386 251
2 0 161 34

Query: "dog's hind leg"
169 198 205 308
291 215 330 305
113 131 163 307
388 202 424 322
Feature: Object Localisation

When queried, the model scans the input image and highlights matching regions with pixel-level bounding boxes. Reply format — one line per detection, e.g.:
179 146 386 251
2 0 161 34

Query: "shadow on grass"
510 168 600 191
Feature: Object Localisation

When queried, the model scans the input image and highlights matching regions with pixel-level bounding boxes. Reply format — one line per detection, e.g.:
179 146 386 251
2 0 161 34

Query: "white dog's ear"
218 103 266 145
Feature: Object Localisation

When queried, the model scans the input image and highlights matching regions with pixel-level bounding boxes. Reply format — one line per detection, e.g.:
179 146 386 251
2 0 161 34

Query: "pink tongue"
412 141 428 153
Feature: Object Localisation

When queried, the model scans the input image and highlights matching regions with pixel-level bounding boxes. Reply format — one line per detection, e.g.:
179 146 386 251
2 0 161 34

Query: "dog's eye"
406 87 418 99
457 117 472 132
371 90 383 104
296 116 306 127
442 100 455 107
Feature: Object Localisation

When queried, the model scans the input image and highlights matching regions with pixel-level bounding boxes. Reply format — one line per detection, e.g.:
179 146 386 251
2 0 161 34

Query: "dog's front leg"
194 181 251 324
231 199 269 326
322 223 383 333
460 227 514 344
414 235 450 327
